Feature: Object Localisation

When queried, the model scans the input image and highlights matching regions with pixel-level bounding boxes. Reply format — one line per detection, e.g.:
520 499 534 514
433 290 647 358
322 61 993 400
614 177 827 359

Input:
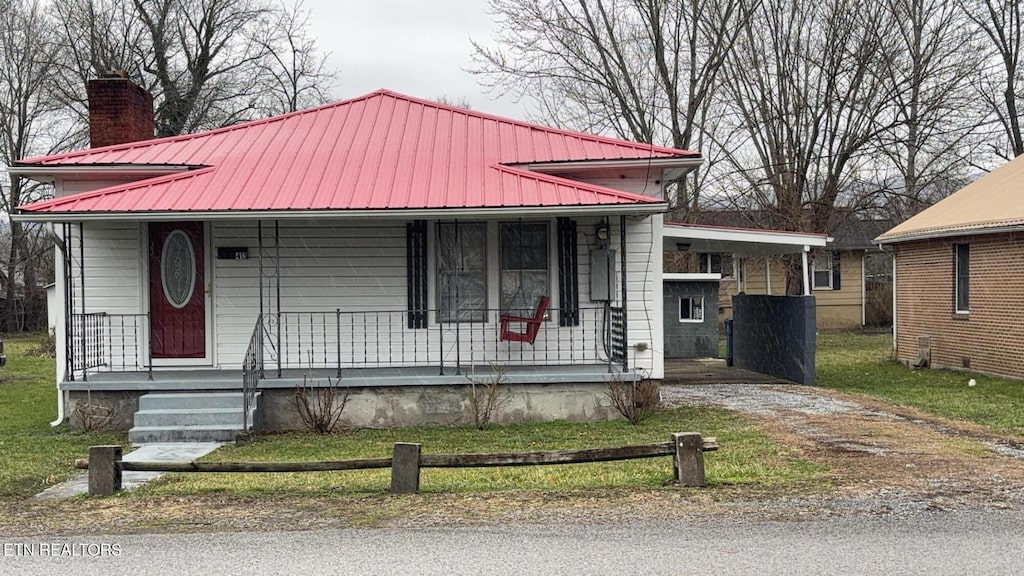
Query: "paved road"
3 509 1023 575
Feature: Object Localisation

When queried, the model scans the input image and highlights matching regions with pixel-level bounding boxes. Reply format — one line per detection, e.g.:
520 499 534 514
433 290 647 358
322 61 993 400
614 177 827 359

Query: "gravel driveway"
661 382 1024 511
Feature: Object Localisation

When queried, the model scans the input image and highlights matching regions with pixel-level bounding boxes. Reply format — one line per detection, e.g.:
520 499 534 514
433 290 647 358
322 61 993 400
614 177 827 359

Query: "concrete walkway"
33 442 223 499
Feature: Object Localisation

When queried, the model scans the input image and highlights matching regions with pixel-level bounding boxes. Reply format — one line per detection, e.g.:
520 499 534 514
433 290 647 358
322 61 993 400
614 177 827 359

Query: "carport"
661 223 829 384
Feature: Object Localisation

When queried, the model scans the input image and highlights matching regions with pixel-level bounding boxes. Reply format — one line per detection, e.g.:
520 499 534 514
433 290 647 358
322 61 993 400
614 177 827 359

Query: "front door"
149 222 206 359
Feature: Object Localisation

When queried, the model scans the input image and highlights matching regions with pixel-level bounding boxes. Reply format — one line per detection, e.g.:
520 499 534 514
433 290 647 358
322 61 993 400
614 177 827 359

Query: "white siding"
213 220 408 366
81 222 143 314
576 174 662 197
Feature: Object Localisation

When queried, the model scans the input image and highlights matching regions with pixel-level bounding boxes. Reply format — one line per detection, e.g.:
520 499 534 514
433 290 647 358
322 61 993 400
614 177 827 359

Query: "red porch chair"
499 296 550 344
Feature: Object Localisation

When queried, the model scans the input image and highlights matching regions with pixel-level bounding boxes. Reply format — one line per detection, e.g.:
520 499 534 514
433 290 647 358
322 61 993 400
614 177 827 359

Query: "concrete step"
131 392 261 444
129 425 243 444
133 407 246 428
138 392 246 411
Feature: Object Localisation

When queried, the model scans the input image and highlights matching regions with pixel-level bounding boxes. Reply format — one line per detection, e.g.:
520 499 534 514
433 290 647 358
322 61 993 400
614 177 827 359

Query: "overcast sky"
304 0 529 119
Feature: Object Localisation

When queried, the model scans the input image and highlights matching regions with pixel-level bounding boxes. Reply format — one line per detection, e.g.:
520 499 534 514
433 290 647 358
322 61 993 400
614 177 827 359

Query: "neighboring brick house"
876 160 1024 379
674 212 892 329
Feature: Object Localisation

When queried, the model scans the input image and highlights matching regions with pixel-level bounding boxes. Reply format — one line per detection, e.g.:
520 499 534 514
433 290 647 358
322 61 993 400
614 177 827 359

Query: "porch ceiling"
663 222 829 257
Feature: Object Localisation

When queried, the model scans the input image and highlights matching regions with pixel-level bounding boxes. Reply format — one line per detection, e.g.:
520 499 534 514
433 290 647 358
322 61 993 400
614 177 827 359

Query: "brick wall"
86 77 154 148
895 232 1024 379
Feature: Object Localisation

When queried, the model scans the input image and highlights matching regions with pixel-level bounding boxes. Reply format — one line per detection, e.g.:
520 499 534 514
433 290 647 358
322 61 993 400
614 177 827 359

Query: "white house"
10 77 705 440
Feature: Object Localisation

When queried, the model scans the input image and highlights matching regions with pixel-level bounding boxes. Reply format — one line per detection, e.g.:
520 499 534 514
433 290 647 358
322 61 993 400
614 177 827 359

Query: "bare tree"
252 0 336 115
470 0 757 216
959 0 1024 158
719 0 900 292
876 0 985 221
433 95 474 109
50 0 338 137
0 0 74 331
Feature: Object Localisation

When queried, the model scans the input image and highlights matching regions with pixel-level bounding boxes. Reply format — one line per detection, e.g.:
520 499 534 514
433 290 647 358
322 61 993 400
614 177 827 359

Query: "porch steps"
129 392 261 444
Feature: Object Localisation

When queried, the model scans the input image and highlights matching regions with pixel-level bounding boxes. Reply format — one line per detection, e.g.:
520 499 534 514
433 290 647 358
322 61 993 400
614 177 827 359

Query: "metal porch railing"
253 306 623 377
68 313 152 381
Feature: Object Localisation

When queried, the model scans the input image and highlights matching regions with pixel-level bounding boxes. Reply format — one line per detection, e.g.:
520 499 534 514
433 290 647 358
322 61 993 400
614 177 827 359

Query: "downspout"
46 223 67 427
879 243 896 357
861 250 866 326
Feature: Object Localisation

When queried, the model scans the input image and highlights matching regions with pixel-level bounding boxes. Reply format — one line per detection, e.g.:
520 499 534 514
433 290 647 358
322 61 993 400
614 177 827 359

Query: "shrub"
606 371 660 425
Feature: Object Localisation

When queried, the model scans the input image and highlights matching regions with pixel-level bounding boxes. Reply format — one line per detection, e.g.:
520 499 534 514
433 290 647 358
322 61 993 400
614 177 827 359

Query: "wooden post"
390 442 421 494
88 445 122 496
672 433 706 487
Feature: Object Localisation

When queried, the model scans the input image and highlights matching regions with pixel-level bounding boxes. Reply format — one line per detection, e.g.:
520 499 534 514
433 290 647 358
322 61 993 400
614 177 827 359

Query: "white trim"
801 250 810 296
651 216 664 379
811 251 834 290
891 251 897 353
678 295 705 323
663 273 722 281
765 257 772 294
877 223 1024 244
861 250 866 326
12 203 670 223
523 157 702 173
10 165 194 182
662 222 829 257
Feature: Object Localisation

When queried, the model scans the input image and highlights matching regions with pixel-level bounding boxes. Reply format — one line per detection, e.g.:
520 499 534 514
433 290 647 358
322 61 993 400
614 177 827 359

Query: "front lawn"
0 334 127 499
138 406 823 496
817 332 1024 436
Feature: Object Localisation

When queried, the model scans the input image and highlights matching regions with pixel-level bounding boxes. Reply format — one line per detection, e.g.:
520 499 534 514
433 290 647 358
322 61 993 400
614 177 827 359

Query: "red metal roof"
16 89 699 216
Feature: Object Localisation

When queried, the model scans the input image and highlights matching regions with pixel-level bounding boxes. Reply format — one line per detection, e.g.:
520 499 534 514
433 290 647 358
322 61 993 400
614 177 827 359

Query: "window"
812 252 833 289
955 243 969 313
500 222 549 314
438 222 487 322
812 251 843 290
679 296 704 322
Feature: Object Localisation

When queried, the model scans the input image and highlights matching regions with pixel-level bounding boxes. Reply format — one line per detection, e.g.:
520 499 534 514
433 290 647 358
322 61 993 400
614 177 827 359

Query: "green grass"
0 333 126 499
138 407 822 497
817 332 1024 435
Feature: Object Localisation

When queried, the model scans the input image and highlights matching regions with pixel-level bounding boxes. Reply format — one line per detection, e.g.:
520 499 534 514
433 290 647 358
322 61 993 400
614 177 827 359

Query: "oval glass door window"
161 230 196 308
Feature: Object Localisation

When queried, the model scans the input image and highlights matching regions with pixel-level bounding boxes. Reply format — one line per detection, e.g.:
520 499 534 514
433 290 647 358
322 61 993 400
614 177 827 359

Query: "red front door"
149 222 206 359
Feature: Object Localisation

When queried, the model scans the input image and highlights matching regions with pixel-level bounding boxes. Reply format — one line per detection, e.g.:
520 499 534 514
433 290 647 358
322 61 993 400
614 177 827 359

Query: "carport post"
801 248 810 296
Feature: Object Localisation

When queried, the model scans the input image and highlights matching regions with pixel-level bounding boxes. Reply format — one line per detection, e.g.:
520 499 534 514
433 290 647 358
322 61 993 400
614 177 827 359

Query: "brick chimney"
86 70 155 148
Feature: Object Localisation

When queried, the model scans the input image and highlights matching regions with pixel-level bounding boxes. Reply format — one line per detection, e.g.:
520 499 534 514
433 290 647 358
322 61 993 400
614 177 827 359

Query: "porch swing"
499 219 549 344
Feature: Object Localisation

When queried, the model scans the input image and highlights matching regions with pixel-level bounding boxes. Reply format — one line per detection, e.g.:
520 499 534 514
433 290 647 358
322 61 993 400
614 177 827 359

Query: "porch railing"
68 305 627 399
68 313 151 381
257 306 622 376
241 315 267 433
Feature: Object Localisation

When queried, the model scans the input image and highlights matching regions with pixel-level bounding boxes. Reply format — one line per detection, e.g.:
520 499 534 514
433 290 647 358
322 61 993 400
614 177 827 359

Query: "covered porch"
49 210 655 433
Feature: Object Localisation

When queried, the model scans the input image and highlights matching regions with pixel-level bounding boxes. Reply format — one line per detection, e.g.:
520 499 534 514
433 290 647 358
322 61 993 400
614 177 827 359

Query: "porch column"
801 247 810 296
765 258 771 294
